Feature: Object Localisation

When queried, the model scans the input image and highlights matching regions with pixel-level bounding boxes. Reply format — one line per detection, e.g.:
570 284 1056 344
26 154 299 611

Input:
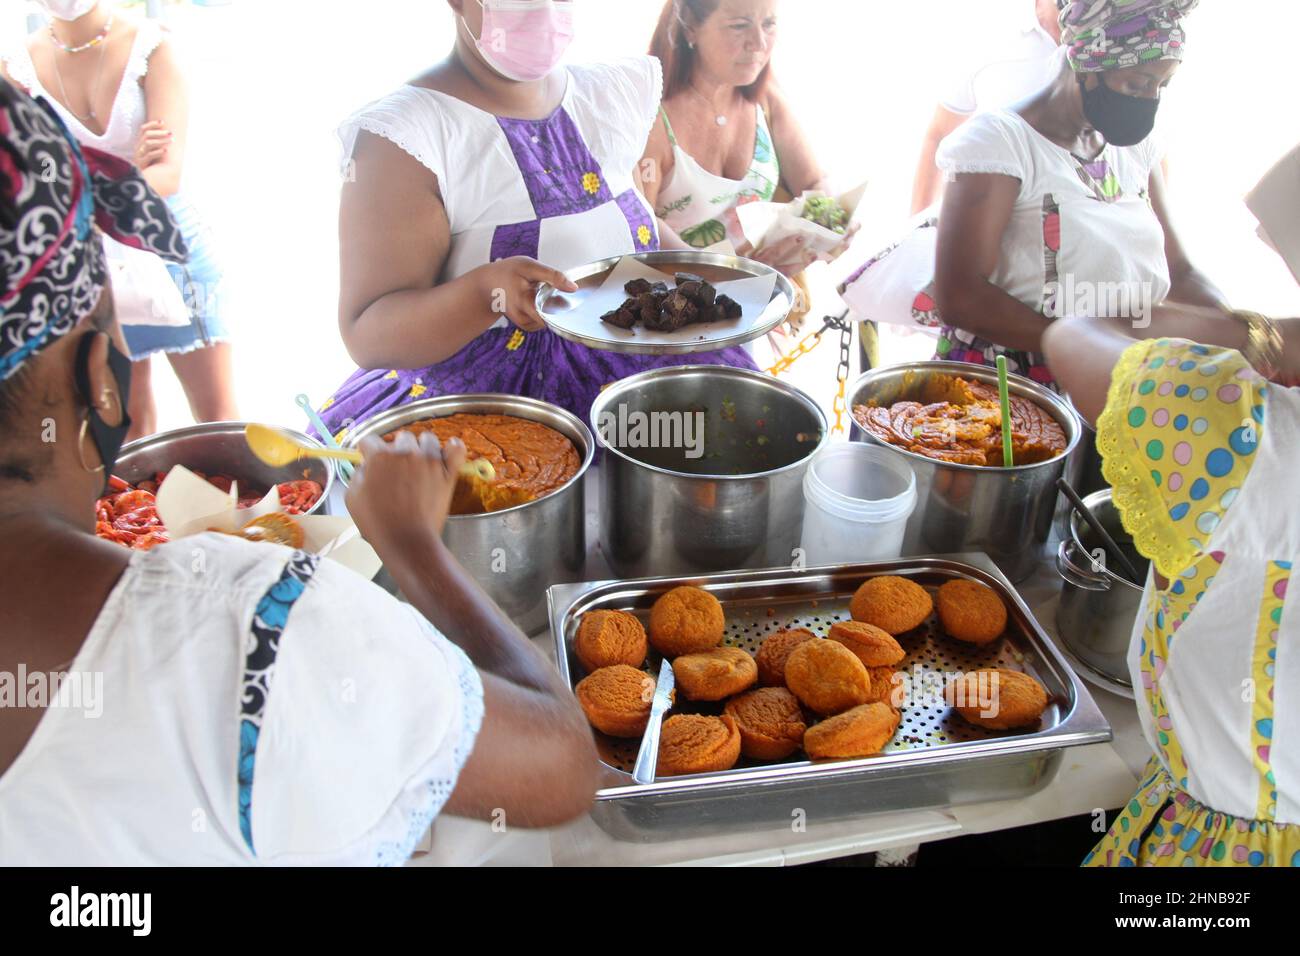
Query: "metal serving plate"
549 556 1111 842
534 250 796 356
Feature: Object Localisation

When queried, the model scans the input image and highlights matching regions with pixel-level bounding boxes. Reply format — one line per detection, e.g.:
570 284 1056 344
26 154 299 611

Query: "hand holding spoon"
245 423 497 482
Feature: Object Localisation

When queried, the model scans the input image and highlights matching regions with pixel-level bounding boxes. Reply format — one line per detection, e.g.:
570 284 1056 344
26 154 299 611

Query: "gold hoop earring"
78 414 105 474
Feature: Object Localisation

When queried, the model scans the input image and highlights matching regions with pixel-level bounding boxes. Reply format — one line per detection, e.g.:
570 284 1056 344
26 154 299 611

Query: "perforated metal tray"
549 556 1111 842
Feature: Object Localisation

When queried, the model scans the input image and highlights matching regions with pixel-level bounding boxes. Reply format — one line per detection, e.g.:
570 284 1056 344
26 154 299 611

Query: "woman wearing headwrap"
314 0 757 442
931 0 1229 390
0 82 597 864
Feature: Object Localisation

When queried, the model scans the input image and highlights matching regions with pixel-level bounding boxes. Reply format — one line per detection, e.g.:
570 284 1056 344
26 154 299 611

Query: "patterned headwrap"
1060 0 1200 73
0 79 187 382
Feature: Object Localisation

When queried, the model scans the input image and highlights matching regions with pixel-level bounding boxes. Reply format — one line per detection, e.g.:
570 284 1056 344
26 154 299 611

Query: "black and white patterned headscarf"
0 79 187 381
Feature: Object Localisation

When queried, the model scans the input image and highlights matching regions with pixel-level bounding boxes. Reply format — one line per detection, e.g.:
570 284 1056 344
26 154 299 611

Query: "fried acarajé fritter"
672 646 758 701
574 609 647 672
575 664 657 738
755 627 818 687
723 686 807 760
849 576 934 635
657 714 742 776
936 579 1009 646
649 586 726 657
803 702 901 759
783 639 873 716
944 668 1048 730
828 620 906 667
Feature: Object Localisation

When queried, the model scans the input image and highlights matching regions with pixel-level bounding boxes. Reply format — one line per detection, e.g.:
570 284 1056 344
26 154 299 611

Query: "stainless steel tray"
534 250 795 355
549 556 1111 842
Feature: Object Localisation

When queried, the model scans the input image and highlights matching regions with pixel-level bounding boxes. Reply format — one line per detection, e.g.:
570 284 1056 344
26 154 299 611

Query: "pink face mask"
466 0 575 83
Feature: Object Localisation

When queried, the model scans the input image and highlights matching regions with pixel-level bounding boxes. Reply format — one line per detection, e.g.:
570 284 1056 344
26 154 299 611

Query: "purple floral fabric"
490 219 543 262
498 111 614 218
315 328 756 440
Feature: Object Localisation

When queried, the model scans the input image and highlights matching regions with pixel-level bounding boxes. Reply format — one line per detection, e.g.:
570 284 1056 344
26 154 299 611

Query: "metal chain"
833 314 852 435
765 311 854 434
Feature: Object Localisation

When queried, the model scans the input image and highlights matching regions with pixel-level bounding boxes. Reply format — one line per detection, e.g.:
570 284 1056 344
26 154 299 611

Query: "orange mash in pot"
383 414 580 514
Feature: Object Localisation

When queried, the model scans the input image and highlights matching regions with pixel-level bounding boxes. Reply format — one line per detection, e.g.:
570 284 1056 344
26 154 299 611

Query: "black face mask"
75 332 133 490
1078 75 1160 147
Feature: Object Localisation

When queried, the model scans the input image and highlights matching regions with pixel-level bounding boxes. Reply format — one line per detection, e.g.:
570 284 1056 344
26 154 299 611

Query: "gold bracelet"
1233 310 1284 380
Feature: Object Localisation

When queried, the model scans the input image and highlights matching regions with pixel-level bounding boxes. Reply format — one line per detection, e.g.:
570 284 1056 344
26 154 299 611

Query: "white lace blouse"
338 55 663 305
936 107 1172 319
0 535 483 866
4 17 165 163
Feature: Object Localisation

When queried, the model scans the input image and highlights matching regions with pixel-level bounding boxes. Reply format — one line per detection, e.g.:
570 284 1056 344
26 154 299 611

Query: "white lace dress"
3 18 228 358
0 535 483 866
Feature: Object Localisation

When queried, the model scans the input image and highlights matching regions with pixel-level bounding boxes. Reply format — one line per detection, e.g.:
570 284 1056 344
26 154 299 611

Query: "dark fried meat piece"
601 306 638 329
607 275 727 331
716 294 742 320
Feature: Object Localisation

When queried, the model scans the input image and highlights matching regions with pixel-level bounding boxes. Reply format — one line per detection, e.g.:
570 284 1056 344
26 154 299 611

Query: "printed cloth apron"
655 104 780 251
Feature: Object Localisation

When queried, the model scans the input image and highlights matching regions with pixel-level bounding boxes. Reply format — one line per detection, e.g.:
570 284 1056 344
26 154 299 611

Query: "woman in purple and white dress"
317 0 756 439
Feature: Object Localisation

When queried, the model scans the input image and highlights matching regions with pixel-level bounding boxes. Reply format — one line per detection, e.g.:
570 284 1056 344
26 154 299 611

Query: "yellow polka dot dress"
1085 339 1300 866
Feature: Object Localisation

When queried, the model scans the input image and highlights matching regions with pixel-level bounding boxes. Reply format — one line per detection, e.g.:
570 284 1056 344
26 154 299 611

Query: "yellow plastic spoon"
244 423 496 482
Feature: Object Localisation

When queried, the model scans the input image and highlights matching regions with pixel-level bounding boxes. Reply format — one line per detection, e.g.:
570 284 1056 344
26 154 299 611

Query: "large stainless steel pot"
116 421 334 515
343 395 594 635
1055 488 1147 689
591 366 828 578
848 361 1083 583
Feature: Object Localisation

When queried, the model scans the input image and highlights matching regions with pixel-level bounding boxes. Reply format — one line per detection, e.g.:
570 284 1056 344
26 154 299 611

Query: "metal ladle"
1056 477 1142 585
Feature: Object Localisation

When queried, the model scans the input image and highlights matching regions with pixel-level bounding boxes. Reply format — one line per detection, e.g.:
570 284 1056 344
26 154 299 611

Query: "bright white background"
6 0 1299 433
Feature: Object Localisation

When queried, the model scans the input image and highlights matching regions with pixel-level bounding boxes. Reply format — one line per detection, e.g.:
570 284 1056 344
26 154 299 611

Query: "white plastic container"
800 443 917 566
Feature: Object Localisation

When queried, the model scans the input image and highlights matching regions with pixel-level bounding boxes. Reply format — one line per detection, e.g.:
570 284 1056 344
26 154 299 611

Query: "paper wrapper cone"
735 181 868 259
155 465 382 580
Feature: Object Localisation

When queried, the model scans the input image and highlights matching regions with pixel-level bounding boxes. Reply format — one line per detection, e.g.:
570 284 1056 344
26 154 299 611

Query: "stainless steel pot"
1055 488 1146 689
591 365 828 578
343 395 594 635
848 361 1083 583
116 421 334 515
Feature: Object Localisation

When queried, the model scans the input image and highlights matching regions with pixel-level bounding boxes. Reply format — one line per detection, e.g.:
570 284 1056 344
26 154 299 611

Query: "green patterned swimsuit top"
655 104 781 250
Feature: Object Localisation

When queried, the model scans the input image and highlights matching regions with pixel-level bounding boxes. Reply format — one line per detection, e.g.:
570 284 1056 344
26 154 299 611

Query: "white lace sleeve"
624 54 664 160
568 56 663 175
936 111 1030 183
370 626 484 867
127 18 167 82
337 87 447 184
244 563 484 866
